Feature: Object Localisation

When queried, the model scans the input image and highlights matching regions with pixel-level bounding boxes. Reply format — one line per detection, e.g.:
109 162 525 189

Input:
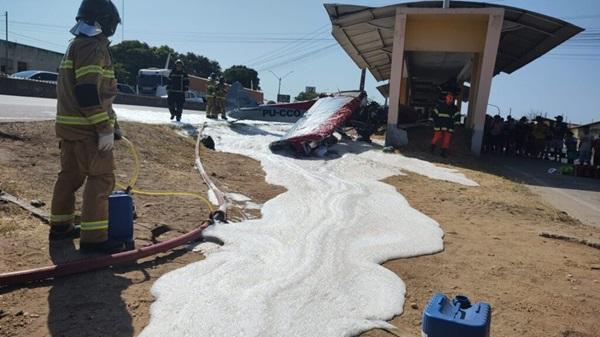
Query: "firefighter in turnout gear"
430 92 460 157
206 73 217 119
167 59 189 122
50 0 126 254
215 76 228 120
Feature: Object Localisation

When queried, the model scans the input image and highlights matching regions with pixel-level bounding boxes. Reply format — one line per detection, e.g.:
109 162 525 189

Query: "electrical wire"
245 24 331 66
257 43 339 71
7 30 67 50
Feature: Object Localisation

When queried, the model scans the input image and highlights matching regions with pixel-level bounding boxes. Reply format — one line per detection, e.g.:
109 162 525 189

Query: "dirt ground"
362 128 600 337
0 122 599 337
0 121 284 337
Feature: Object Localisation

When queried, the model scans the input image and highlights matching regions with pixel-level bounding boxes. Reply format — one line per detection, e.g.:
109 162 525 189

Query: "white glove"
98 132 115 151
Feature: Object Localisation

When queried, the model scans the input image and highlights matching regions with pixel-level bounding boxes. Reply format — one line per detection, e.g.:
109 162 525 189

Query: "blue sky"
1 0 599 124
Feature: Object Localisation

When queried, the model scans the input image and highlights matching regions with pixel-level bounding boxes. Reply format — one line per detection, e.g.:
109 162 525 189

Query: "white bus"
137 68 171 97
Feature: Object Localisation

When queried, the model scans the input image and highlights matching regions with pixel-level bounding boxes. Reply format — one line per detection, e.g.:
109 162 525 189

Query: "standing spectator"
593 136 600 166
578 128 593 164
532 117 548 159
483 114 493 153
551 115 568 161
167 59 189 122
503 115 516 155
489 115 504 153
513 117 530 156
564 131 578 164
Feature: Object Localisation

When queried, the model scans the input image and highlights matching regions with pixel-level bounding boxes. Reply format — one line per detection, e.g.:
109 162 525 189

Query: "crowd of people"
482 114 600 166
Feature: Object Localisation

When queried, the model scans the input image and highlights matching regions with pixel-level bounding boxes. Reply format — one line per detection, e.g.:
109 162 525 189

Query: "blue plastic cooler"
422 293 491 337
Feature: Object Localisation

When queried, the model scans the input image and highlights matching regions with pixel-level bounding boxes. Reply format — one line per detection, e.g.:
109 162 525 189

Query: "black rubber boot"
440 149 448 158
170 114 174 120
80 239 129 255
49 225 81 241
430 144 436 154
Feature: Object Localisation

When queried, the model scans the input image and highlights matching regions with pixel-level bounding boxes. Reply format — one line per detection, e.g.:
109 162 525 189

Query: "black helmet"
76 0 121 37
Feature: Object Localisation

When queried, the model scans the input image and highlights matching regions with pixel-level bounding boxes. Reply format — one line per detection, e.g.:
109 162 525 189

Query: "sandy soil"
0 122 598 337
0 121 284 337
362 128 600 337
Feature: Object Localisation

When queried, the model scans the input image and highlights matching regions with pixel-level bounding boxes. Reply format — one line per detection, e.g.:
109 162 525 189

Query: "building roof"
571 120 600 130
325 1 584 82
0 40 64 57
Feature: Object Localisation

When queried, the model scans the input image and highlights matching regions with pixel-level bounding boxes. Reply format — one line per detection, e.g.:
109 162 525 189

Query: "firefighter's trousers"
50 138 115 243
206 96 216 118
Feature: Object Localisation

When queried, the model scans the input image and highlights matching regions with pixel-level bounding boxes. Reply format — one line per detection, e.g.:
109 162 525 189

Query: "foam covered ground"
138 120 477 337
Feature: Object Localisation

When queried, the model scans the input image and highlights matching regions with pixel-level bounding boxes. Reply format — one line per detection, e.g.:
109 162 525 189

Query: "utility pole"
443 0 451 8
268 70 294 101
121 0 125 42
4 11 8 73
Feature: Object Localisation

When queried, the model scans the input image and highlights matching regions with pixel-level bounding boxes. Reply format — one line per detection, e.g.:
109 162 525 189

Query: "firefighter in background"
430 91 460 157
50 0 126 254
215 76 228 120
167 59 189 122
205 73 217 119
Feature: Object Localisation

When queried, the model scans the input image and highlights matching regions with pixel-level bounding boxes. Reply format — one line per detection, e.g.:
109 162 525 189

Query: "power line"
257 43 339 71
245 24 331 65
249 32 332 68
254 42 336 70
7 31 67 50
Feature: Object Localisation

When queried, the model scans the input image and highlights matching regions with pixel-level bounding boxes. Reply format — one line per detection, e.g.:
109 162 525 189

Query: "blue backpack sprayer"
108 190 135 250
106 136 217 251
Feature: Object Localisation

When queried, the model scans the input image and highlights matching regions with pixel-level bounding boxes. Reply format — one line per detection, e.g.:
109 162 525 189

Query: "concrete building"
0 40 63 74
571 121 600 140
325 1 583 155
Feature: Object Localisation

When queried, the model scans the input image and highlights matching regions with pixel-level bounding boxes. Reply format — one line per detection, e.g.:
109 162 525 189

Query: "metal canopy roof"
325 1 584 82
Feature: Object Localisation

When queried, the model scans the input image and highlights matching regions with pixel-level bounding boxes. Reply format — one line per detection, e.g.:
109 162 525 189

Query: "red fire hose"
0 123 225 287
0 221 212 287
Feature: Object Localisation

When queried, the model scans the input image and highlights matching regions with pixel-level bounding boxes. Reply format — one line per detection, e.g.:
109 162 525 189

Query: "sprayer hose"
118 137 214 213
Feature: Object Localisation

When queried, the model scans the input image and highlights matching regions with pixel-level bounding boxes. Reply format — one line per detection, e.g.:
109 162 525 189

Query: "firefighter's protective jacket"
215 82 227 99
167 69 189 93
432 102 460 132
56 35 118 140
206 79 216 98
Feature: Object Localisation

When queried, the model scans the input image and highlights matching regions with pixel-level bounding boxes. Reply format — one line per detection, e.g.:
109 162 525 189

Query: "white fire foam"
140 122 477 337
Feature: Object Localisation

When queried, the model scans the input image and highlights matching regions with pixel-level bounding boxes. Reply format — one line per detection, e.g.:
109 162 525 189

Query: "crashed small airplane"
225 82 316 123
269 91 366 156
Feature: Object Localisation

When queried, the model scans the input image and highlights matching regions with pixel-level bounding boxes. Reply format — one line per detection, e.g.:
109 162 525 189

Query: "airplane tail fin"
225 82 259 112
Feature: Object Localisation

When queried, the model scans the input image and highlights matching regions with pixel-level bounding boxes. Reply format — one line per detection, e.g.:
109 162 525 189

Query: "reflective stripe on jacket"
215 83 227 99
56 35 118 141
206 79 216 97
432 102 460 132
167 70 189 93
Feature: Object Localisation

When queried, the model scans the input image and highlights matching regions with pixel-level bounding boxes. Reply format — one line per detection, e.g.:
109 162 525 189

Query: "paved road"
490 156 600 228
0 94 203 123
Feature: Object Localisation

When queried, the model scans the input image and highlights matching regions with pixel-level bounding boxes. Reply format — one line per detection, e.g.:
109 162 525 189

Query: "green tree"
109 40 221 85
223 65 260 90
294 90 320 102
